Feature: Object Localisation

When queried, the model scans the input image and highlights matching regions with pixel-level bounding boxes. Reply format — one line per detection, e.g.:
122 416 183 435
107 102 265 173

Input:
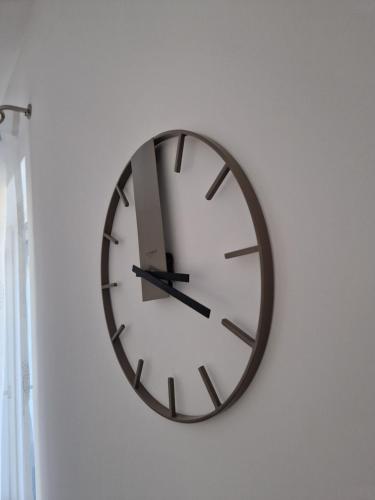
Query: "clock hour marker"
198 366 221 408
168 377 176 417
133 359 144 389
205 164 230 200
101 282 118 290
116 185 129 207
103 232 119 245
174 134 185 173
224 245 259 259
221 319 255 347
111 324 125 342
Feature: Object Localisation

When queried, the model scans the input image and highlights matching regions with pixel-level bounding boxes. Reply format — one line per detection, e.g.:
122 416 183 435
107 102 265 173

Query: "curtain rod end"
25 104 32 119
0 103 32 124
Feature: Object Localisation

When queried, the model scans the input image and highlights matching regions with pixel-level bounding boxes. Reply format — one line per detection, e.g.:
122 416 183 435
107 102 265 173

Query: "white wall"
0 0 34 101
4 1 375 499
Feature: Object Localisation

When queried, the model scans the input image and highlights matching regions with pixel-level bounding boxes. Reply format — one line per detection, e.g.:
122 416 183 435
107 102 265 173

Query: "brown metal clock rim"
101 129 274 423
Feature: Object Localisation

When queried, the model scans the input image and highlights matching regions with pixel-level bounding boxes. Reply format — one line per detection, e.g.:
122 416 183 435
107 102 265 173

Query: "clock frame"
101 130 274 423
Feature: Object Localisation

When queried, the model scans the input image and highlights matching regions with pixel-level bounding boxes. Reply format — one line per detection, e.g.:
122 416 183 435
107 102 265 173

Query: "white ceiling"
0 0 34 101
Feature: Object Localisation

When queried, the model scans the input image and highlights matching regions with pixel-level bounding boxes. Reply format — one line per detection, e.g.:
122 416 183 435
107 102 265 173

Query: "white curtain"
0 117 36 500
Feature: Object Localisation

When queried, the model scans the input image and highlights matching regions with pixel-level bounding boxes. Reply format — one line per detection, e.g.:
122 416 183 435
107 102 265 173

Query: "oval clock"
101 130 274 423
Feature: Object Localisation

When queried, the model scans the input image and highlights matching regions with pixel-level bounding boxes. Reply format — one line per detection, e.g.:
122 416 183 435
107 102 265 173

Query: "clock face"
101 130 274 423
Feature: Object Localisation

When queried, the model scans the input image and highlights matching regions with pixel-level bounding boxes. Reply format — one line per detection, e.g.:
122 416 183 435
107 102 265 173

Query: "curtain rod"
0 104 32 125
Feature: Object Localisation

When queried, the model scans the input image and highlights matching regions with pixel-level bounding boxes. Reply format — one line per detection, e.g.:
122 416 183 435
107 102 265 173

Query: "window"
0 144 36 500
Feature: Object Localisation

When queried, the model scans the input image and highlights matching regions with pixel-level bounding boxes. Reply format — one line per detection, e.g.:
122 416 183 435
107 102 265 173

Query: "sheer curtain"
0 116 36 500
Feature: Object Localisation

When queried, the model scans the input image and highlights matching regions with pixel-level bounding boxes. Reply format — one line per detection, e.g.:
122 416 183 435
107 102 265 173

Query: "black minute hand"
132 265 210 319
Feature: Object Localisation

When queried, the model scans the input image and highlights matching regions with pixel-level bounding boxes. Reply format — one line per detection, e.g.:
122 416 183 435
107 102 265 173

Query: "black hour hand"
132 265 210 318
149 270 189 283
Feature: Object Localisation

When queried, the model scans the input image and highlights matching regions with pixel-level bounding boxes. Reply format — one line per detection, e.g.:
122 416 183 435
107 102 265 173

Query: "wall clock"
101 130 274 423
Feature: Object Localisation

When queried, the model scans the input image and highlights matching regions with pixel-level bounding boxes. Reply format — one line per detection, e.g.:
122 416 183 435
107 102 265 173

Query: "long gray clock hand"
132 265 210 318
131 139 168 301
